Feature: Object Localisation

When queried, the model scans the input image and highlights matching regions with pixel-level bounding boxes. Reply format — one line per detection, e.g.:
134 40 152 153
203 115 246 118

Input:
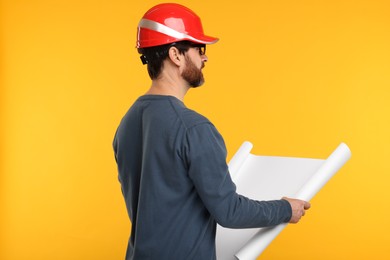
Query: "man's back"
113 95 292 260
113 95 220 259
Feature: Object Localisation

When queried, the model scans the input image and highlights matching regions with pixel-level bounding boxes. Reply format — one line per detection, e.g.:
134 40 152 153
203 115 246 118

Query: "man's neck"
145 76 190 101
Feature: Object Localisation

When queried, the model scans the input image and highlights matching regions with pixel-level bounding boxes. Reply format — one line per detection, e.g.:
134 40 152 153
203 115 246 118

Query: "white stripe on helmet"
138 19 217 45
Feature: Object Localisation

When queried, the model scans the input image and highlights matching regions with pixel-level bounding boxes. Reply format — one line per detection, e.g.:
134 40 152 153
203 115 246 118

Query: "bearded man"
113 3 310 260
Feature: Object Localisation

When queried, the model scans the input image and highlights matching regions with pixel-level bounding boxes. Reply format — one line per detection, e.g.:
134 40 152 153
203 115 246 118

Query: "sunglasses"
170 42 206 56
190 44 206 56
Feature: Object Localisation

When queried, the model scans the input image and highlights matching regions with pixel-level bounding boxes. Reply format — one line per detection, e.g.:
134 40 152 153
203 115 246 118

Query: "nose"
202 54 208 63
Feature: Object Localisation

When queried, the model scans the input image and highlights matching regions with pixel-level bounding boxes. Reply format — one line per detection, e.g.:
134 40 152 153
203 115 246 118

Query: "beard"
181 55 205 88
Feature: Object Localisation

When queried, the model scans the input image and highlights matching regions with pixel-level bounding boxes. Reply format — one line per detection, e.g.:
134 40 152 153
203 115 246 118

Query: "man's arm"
184 123 294 228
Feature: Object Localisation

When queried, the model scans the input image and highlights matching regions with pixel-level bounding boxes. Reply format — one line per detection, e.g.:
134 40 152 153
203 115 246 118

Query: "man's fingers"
304 201 311 210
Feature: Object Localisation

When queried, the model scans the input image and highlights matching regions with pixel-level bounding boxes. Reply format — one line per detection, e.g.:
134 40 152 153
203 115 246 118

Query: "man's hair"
138 41 193 80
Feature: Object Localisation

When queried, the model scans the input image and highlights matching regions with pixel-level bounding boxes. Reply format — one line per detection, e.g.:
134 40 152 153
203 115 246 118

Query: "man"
113 3 310 260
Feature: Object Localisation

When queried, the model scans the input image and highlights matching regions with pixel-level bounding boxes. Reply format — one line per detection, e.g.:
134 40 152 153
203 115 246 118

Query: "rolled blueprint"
216 142 351 260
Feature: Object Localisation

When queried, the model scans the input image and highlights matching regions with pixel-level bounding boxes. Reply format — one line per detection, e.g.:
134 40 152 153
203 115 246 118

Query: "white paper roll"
234 143 351 260
216 142 351 260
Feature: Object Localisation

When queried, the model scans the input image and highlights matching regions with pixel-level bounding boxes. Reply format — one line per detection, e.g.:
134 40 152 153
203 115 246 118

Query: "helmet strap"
140 55 148 65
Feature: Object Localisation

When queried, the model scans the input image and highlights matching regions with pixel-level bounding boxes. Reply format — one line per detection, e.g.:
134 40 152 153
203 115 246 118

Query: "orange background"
1 0 389 259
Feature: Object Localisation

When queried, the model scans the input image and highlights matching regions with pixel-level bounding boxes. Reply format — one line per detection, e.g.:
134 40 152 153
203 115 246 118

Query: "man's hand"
282 197 311 224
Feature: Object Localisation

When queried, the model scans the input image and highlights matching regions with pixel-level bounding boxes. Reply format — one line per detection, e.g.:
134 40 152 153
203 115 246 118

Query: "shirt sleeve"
184 122 292 228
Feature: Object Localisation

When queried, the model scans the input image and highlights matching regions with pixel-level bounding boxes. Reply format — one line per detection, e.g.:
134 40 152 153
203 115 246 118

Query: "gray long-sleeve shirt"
113 95 292 260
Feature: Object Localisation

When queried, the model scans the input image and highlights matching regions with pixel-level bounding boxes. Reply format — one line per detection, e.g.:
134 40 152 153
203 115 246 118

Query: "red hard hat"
136 3 219 48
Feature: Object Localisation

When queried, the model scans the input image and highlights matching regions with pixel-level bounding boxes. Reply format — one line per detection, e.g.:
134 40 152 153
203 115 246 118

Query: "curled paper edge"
228 141 253 180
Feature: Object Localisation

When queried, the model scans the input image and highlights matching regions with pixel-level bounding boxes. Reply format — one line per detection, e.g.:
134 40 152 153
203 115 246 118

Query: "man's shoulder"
132 95 212 129
174 105 211 130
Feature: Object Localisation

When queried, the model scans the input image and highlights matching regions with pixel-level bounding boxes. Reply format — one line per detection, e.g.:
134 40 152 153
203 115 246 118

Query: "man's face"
181 48 206 88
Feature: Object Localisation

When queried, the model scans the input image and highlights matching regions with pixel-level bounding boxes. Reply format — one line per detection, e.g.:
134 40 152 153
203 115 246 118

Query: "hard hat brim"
190 35 219 45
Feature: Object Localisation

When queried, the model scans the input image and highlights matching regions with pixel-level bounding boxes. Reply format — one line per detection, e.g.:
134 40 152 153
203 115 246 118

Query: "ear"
168 46 183 67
